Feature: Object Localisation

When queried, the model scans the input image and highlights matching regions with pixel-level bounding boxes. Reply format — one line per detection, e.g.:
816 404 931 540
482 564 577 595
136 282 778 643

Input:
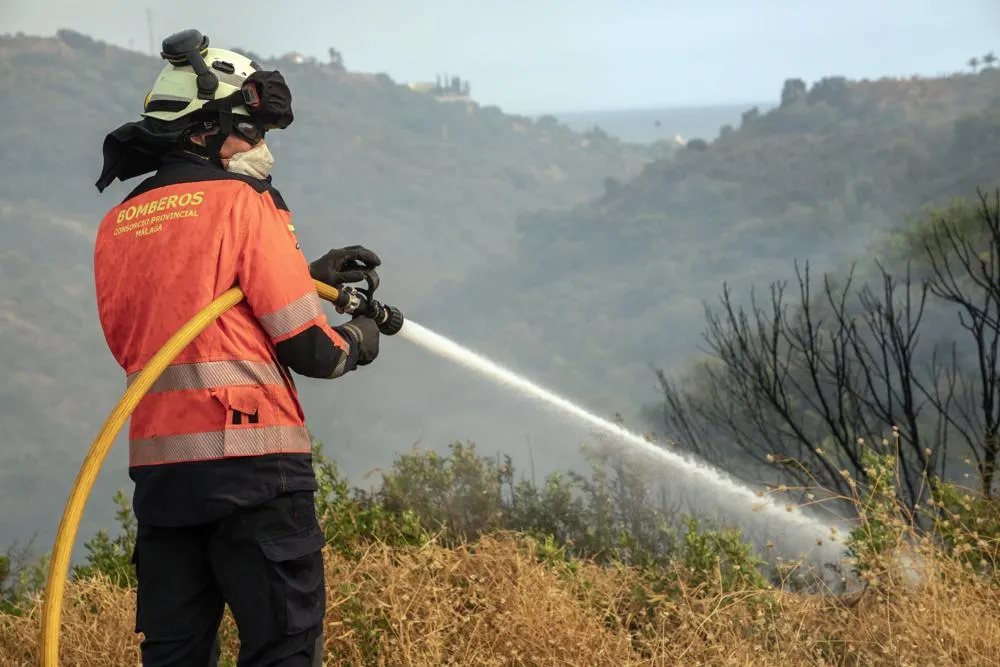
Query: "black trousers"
132 491 326 667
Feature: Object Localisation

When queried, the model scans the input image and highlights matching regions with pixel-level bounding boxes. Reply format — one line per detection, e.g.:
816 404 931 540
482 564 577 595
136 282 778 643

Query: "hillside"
0 30 661 305
424 70 1000 415
0 29 658 550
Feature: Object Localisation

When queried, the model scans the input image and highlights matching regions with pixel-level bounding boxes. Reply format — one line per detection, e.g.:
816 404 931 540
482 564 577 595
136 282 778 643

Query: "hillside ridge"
423 64 1000 415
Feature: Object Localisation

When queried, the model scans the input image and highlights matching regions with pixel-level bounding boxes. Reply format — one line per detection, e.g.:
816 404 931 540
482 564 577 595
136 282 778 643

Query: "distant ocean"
541 101 777 144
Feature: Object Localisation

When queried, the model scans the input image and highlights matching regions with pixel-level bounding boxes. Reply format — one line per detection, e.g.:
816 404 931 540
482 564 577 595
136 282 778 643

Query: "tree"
741 106 760 127
968 56 980 72
55 28 102 53
807 76 850 109
602 176 622 198
983 51 997 69
655 189 1000 517
919 189 1000 494
780 78 807 108
327 47 344 70
657 261 941 511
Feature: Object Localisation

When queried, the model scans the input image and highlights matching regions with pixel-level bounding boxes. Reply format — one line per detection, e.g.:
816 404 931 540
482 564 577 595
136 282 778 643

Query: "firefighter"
93 29 376 666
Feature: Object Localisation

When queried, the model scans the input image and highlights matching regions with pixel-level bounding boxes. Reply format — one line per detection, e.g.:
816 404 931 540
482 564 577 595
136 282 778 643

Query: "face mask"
226 140 274 180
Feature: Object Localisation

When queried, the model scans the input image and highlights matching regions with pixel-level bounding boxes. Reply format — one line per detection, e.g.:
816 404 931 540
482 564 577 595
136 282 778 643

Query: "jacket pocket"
259 523 326 635
210 385 270 457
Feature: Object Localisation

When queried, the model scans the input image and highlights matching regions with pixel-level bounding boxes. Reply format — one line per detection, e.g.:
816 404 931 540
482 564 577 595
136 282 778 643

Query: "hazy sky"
4 1 999 113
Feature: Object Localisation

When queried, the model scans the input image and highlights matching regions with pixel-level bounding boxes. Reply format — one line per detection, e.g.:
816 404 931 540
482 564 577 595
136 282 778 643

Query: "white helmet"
95 29 294 192
142 36 259 124
142 29 293 138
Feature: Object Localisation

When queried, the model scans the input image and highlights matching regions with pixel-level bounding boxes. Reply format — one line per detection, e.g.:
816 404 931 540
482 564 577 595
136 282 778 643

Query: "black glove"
309 245 381 287
338 316 380 366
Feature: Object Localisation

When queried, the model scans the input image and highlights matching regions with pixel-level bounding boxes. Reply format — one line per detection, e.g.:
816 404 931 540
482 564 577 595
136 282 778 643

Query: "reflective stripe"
126 359 286 394
258 292 324 339
129 425 312 466
147 93 193 103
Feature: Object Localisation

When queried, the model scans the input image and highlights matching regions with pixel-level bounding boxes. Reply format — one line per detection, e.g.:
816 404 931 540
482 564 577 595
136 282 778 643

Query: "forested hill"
0 30 662 304
425 70 1000 412
0 29 659 550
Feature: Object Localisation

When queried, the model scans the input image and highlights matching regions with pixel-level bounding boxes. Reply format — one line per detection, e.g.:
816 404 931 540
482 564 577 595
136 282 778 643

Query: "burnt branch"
920 188 1000 496
657 258 954 515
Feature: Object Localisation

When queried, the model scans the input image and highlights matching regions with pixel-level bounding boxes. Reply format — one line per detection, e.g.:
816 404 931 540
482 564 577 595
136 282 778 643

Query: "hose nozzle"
367 300 405 335
329 284 404 336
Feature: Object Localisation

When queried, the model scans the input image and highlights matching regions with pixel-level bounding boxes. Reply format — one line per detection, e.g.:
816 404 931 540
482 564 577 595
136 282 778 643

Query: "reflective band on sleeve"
258 292 324 339
129 425 312 466
126 359 287 394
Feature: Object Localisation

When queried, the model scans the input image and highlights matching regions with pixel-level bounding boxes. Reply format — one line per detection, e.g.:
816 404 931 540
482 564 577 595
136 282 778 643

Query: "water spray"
396 320 842 542
336 282 833 544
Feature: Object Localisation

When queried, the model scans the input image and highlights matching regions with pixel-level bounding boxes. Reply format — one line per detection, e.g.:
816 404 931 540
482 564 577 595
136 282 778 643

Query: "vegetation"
2 432 1000 665
652 186 1000 517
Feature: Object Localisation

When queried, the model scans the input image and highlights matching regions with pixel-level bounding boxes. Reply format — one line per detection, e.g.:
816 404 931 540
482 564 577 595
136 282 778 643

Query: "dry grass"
3 533 999 666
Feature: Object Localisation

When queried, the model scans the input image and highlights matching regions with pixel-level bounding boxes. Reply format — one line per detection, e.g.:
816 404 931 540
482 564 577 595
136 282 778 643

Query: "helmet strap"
218 109 234 139
183 120 228 161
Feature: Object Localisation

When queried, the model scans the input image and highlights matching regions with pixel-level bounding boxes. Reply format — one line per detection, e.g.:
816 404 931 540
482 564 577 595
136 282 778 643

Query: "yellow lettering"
135 223 163 238
112 189 205 237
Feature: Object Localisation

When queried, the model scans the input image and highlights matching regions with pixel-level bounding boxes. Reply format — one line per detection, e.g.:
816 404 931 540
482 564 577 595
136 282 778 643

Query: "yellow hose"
39 280 342 667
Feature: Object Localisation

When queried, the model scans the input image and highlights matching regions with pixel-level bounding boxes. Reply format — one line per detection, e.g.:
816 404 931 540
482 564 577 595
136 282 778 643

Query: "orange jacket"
94 152 357 525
